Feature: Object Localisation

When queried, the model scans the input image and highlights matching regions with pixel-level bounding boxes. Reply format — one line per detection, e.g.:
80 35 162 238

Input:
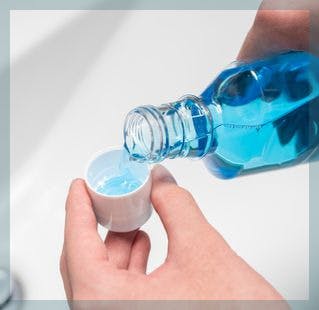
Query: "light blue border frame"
1 0 318 309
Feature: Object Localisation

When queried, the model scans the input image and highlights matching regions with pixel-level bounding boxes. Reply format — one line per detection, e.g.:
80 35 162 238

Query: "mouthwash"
124 51 319 179
95 150 143 195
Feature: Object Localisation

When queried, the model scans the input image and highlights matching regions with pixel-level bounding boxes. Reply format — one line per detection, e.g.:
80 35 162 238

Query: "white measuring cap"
85 147 152 232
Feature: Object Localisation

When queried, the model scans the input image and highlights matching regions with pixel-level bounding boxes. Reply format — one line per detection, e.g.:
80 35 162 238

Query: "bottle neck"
123 95 214 163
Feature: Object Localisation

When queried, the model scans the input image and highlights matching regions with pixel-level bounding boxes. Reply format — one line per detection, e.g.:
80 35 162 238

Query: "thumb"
64 179 108 275
151 165 210 249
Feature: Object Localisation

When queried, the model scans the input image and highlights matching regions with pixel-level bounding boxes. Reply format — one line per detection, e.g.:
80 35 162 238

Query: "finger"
60 247 72 300
104 230 138 269
151 165 210 249
128 231 151 274
237 9 310 61
64 179 108 275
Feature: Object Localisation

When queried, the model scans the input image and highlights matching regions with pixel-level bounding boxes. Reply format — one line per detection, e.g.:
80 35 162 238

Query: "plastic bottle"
124 51 319 179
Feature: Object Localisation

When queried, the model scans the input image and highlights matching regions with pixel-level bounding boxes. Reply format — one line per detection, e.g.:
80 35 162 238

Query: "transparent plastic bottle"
124 51 319 179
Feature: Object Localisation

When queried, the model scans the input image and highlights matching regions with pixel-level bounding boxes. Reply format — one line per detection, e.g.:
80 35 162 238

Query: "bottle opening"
124 106 166 163
124 97 213 163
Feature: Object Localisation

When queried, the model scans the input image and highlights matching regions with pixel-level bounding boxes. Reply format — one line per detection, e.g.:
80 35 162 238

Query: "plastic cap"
85 148 152 232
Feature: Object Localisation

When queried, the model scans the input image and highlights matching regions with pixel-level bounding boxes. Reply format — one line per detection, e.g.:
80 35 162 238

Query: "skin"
61 167 285 302
61 2 314 304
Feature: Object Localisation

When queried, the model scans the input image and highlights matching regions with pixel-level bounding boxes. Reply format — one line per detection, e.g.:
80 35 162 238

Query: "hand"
60 165 286 302
237 0 318 61
60 2 312 304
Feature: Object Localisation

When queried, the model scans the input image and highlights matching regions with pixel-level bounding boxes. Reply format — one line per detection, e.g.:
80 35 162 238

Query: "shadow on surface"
9 8 131 173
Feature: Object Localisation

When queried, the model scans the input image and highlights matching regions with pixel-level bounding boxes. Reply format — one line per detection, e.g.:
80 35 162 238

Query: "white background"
10 10 308 300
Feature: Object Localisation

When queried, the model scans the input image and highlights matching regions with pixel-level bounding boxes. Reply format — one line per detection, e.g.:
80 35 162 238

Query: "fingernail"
152 164 177 184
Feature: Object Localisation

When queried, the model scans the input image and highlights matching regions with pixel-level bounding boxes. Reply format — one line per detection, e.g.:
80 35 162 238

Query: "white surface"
10 10 308 300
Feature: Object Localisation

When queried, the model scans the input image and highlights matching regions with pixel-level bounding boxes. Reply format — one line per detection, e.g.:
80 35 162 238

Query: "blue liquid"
201 51 319 178
96 172 142 195
124 51 319 179
95 150 143 195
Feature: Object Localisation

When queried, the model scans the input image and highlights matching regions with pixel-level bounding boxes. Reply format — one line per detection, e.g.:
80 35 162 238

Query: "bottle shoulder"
201 50 319 127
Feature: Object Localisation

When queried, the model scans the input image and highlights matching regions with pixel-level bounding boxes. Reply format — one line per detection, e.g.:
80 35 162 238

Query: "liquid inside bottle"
124 51 319 179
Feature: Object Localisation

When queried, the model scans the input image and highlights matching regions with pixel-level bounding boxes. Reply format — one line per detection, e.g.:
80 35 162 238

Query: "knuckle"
254 9 308 32
254 10 283 30
178 187 195 202
151 182 196 206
